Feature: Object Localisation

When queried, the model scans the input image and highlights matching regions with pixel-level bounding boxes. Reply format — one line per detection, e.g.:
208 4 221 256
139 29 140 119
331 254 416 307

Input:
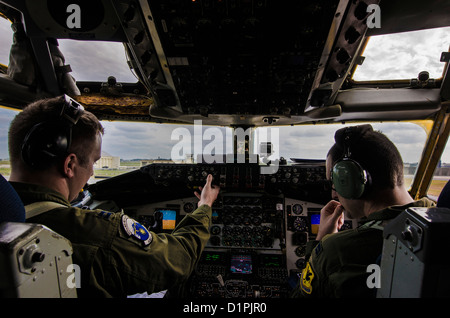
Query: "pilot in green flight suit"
291 124 436 298
11 181 216 297
7 95 220 297
291 198 435 298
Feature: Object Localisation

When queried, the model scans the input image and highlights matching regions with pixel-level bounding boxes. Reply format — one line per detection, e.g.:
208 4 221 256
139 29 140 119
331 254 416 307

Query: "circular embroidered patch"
121 215 152 246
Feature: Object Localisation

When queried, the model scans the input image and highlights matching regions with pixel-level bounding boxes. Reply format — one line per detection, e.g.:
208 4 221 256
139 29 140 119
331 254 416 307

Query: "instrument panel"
88 162 351 298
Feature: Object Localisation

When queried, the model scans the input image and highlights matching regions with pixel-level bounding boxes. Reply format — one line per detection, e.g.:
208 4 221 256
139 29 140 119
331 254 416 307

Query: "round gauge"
223 237 233 246
252 206 262 213
295 245 306 257
183 202 195 213
252 216 262 226
292 204 303 215
233 226 242 235
242 226 252 235
210 225 221 235
252 226 262 235
222 226 232 235
296 258 306 269
243 238 252 247
293 216 307 232
222 215 233 225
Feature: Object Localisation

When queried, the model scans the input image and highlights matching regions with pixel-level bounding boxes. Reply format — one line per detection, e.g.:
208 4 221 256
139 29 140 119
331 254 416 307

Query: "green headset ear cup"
331 159 368 199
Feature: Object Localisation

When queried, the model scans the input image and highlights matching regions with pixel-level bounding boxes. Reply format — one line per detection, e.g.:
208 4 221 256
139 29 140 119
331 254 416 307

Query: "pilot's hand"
316 200 344 241
194 174 220 207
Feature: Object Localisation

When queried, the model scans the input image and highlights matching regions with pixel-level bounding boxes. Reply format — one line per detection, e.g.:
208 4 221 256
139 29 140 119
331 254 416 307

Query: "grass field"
94 168 138 178
427 180 448 198
404 176 447 198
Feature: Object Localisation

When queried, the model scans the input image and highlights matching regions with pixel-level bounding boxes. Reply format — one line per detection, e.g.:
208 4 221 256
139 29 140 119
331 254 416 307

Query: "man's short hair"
328 124 404 192
8 95 104 169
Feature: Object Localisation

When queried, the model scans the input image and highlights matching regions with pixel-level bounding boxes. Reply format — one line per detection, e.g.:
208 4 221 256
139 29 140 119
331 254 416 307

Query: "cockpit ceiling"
0 0 449 126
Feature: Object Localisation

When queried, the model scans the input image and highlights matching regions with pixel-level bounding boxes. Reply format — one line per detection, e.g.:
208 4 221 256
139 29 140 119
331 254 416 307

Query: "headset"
331 127 371 199
21 95 85 169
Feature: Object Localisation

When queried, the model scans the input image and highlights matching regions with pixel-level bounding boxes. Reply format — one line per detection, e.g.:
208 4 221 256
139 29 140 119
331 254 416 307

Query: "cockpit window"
255 122 429 190
58 39 137 83
100 121 233 163
352 26 450 81
0 16 13 67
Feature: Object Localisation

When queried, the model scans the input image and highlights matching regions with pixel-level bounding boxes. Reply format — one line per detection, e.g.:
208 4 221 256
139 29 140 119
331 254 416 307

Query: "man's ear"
63 153 77 178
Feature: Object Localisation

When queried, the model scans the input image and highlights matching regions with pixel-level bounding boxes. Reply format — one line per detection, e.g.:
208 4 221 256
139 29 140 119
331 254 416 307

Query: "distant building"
404 162 418 176
94 151 120 169
404 161 450 177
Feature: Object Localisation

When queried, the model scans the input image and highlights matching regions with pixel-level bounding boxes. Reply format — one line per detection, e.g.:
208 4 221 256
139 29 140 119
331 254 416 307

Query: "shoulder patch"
300 262 315 294
96 211 113 220
121 215 152 246
314 241 323 256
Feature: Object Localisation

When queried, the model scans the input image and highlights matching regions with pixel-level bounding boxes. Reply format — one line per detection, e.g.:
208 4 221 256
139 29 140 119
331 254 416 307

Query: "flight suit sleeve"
96 204 212 297
290 239 327 298
291 230 380 298
291 233 347 298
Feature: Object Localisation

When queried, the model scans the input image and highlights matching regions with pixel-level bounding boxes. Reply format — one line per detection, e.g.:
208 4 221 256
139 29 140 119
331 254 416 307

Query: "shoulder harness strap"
25 201 68 219
359 219 385 231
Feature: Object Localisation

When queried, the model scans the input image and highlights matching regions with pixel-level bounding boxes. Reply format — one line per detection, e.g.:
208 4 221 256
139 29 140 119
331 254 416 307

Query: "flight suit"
291 198 435 298
10 182 212 298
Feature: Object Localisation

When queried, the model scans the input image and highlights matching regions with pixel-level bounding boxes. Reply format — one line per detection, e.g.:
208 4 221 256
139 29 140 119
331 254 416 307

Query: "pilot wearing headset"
291 124 435 298
7 95 220 297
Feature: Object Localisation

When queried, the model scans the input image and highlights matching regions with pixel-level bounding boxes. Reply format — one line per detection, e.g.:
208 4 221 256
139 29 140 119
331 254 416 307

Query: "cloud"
0 20 13 66
256 122 429 163
354 27 450 81
58 40 137 83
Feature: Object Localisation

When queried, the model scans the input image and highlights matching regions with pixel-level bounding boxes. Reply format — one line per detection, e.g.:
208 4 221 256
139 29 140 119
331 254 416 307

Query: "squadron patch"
314 242 323 256
96 211 113 220
300 262 315 294
121 215 152 246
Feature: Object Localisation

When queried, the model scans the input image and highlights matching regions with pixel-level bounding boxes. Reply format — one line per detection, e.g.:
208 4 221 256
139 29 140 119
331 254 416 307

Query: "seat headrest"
0 174 25 223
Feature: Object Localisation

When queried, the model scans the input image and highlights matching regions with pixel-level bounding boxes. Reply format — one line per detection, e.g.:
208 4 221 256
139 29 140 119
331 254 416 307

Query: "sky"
0 17 449 163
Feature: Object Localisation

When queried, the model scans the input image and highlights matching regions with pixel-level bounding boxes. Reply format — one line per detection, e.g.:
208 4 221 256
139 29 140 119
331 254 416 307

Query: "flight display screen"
310 213 320 235
230 254 253 274
260 254 282 268
202 252 226 264
159 209 177 230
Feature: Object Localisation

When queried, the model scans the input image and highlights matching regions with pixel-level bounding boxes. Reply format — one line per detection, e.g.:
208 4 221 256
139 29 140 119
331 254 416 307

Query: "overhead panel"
143 0 340 121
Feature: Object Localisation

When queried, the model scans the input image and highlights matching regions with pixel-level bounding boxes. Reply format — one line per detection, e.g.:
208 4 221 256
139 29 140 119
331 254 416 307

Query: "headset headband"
21 95 85 168
61 94 84 125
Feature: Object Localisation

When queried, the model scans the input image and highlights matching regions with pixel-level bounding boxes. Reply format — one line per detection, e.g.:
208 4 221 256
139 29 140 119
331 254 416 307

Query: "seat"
437 179 450 208
0 174 25 223
377 206 450 297
0 174 77 297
